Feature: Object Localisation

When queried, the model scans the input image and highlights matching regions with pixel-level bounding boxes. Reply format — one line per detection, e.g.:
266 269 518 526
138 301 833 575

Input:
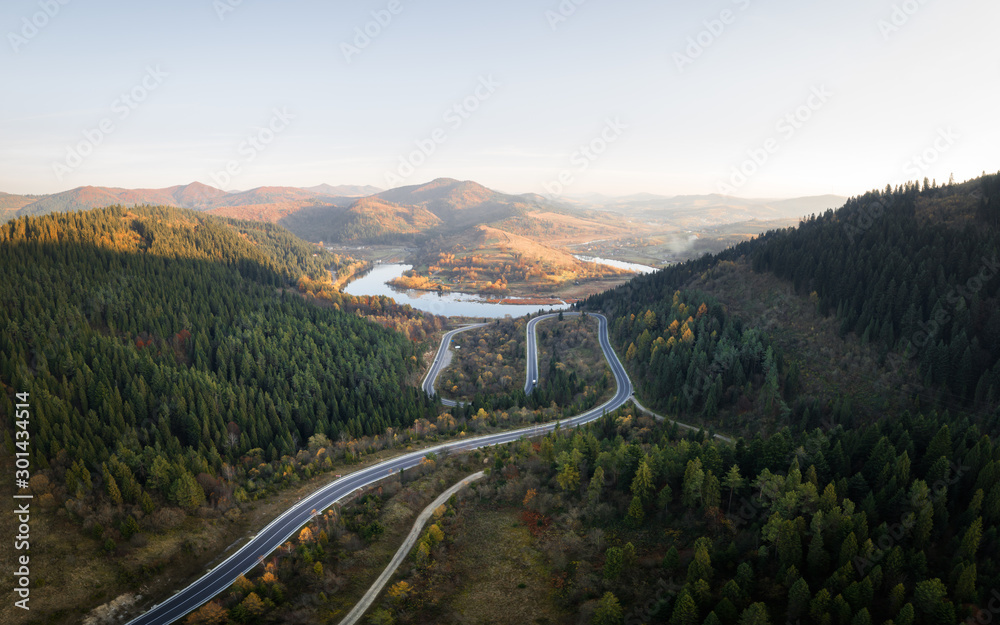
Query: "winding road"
421 323 487 407
125 312 632 625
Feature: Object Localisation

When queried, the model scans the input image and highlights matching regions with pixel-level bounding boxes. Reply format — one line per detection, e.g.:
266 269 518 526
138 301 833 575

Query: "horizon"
0 175 876 203
2 1 998 198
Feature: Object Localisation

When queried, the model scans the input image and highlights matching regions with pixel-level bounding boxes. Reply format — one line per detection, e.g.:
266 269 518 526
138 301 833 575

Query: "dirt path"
337 472 486 625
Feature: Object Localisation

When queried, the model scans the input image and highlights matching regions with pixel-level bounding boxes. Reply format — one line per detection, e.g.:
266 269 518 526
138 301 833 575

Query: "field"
393 226 636 299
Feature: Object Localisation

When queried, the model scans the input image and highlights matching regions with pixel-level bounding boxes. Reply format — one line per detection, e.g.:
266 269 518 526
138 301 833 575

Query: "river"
573 255 658 274
343 259 657 318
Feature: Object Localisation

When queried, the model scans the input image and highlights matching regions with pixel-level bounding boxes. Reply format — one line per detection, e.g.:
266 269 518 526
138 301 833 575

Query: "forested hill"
568 177 1000 624
585 173 1000 427
0 205 435 509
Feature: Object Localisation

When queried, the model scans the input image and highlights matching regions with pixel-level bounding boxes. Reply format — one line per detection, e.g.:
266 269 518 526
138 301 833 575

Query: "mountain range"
2 182 383 222
1 179 846 245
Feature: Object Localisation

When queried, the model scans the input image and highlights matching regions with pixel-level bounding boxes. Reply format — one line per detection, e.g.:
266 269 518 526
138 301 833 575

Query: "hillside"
286 178 562 244
570 173 1000 625
374 178 541 228
15 185 124 217
0 205 443 621
287 196 445 244
0 191 41 221
585 173 1000 428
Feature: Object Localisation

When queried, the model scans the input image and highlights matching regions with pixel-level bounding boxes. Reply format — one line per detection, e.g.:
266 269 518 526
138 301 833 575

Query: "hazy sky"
2 0 998 198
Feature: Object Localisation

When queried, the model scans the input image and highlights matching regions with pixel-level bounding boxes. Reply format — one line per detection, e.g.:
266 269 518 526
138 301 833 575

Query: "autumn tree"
593 592 624 625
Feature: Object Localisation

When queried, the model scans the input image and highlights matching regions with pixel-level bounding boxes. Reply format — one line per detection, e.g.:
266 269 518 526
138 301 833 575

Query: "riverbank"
343 260 654 318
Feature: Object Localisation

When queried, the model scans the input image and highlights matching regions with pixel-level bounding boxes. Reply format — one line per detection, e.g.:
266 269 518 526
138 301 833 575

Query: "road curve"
629 397 734 444
421 323 488 407
337 472 486 625
126 313 630 625
524 311 588 394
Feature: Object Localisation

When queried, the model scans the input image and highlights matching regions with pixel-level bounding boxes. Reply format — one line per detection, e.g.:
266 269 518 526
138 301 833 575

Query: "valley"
5 2 997 624
4 176 999 625
0 178 844 304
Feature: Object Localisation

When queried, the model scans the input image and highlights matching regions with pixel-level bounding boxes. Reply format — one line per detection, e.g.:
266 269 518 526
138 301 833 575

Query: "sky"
1 0 998 198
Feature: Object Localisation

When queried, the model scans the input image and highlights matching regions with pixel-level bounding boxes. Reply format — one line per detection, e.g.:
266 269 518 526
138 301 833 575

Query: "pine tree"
723 464 744 513
102 463 122 505
788 578 811 620
737 602 771 625
683 458 705 508
670 590 699 625
593 592 624 625
959 517 983 559
588 466 605 506
626 496 645 527
631 460 654 504
603 546 623 580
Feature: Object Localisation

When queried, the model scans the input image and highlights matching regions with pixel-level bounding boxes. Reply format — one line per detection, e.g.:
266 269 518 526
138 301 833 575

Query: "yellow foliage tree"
240 592 265 617
388 581 412 602
416 541 431 566
681 327 695 344
185 601 228 625
232 574 254 594
427 523 444 546
299 527 313 543
523 488 537 508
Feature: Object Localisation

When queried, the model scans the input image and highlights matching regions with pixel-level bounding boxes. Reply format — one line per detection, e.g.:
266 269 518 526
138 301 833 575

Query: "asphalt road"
420 323 488 407
524 311 589 394
125 312 631 625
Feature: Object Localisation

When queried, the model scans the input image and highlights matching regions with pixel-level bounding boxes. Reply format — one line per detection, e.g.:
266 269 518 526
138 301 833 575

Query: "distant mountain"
8 182 364 221
211 186 328 207
279 197 444 244
305 183 382 197
560 192 848 228
375 178 548 229
0 192 42 221
16 186 124 218
171 181 229 208
15 183 219 218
